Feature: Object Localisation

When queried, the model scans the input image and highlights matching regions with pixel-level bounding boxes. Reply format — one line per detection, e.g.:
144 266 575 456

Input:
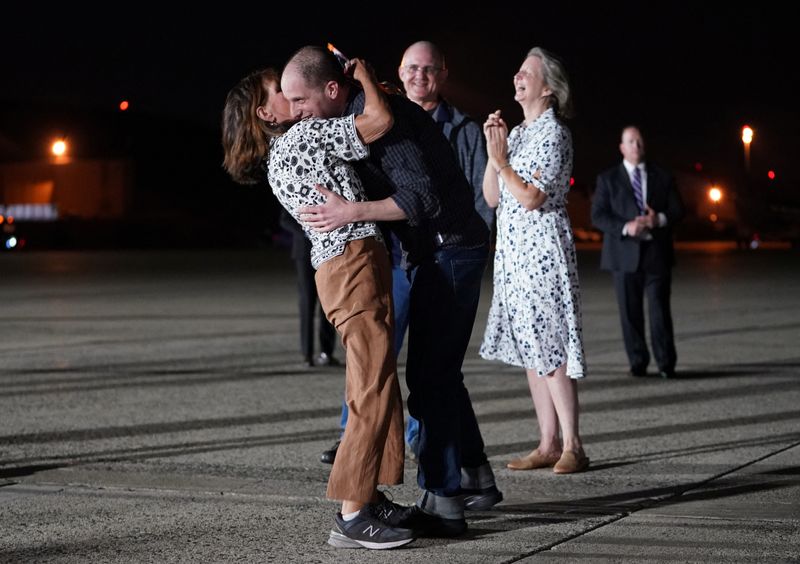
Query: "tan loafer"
507 449 562 471
552 451 590 474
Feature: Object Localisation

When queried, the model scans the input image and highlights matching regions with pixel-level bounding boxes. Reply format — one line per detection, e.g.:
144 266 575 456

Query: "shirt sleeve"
378 131 439 226
462 120 492 229
311 115 369 162
526 123 570 197
381 96 443 226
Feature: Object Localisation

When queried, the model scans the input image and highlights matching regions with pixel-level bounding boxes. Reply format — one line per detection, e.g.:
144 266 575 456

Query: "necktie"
631 166 645 214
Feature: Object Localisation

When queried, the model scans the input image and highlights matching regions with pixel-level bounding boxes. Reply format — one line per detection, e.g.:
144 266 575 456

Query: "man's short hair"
286 45 345 89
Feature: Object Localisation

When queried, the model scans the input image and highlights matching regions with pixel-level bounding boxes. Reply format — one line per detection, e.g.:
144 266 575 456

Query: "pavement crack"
498 439 800 563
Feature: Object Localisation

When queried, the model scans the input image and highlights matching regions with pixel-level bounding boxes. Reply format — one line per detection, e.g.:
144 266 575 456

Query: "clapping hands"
484 110 509 171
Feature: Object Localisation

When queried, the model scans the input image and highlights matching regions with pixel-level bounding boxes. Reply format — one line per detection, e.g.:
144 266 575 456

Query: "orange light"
741 125 754 145
119 100 129 111
7 216 14 224
708 187 722 203
52 139 67 156
767 170 776 180
0 215 4 224
710 213 718 222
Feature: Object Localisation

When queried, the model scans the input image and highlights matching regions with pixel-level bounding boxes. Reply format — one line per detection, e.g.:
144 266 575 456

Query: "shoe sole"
414 526 466 538
411 519 467 538
327 530 414 550
553 457 590 474
506 457 560 470
464 490 504 511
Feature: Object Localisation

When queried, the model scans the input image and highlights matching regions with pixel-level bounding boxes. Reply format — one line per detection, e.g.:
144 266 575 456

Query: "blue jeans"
406 245 489 496
339 265 420 449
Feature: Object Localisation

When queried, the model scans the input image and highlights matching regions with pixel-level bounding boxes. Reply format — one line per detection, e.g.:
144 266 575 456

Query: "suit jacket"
592 162 683 273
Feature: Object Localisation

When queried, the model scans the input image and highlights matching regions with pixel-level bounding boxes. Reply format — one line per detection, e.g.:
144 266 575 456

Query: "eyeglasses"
402 64 443 76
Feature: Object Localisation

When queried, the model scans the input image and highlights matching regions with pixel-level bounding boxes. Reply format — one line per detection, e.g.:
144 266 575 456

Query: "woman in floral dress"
480 47 588 474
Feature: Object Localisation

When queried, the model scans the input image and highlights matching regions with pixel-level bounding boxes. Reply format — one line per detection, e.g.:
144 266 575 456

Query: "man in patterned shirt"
282 45 503 538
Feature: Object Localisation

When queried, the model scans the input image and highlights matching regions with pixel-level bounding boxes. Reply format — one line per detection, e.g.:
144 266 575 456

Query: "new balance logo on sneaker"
327 504 415 550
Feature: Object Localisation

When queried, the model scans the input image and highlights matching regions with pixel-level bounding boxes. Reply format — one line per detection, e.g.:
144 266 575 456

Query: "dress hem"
479 353 586 379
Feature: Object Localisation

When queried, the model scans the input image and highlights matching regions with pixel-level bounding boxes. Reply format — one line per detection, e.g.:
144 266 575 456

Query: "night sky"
2 4 796 206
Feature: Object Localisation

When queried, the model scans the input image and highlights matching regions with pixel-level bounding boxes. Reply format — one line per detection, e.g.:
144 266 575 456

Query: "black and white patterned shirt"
267 114 381 269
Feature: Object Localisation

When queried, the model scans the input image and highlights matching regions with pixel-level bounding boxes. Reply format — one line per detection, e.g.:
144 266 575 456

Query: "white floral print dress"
480 108 586 378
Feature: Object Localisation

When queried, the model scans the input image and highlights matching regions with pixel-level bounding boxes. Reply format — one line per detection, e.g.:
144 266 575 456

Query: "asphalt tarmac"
1 246 798 563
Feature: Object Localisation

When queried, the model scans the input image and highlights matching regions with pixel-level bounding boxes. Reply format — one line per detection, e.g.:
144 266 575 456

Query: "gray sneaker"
327 504 415 550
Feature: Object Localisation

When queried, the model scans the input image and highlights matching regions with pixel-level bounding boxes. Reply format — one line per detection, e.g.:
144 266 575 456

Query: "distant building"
0 157 132 221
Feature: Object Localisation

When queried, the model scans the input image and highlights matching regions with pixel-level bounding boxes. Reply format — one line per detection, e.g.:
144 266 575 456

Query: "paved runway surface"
1 247 798 563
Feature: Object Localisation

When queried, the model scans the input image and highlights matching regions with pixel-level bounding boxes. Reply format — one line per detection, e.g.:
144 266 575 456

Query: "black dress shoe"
320 440 340 464
629 368 647 377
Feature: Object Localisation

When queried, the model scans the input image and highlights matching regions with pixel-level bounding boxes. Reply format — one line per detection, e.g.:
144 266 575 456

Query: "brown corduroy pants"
315 237 405 503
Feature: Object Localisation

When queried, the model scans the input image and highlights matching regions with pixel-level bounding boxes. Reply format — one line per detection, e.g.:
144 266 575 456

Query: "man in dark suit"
591 126 684 378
